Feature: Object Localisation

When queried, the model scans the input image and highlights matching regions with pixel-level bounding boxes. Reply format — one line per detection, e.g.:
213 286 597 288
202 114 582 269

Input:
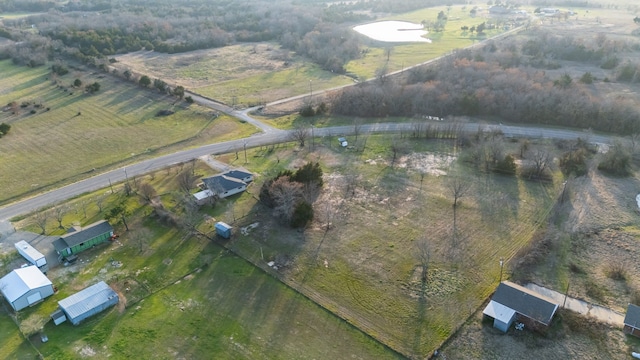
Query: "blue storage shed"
215 222 233 239
57 281 119 325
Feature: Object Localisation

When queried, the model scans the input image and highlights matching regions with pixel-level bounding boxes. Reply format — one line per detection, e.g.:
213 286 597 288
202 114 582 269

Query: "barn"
53 220 114 261
624 304 640 337
0 265 54 311
55 281 119 325
483 281 559 332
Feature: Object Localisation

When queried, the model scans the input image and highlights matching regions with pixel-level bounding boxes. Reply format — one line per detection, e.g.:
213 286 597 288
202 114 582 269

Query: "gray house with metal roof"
52 281 118 325
202 174 248 199
483 281 559 332
624 304 640 337
53 220 114 261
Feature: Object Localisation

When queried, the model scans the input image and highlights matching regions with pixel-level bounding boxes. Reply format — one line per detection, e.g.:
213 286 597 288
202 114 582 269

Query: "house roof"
59 220 113 248
491 281 559 325
625 304 640 329
224 170 253 180
193 189 214 201
58 281 118 320
0 266 52 303
483 300 516 324
202 175 246 193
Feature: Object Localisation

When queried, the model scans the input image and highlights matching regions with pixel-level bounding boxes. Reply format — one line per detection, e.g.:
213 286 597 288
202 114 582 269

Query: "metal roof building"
57 281 118 325
0 265 54 311
483 281 559 332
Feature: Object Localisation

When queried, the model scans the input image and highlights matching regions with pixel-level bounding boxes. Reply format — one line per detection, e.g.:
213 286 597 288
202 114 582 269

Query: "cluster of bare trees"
331 32 640 134
0 0 380 73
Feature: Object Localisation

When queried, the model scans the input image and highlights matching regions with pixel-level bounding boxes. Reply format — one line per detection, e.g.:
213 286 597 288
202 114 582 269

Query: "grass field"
1 162 403 360
114 5 511 108
212 135 559 357
0 60 257 205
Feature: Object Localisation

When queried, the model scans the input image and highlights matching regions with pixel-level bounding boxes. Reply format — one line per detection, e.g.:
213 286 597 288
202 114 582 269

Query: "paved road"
0 120 614 221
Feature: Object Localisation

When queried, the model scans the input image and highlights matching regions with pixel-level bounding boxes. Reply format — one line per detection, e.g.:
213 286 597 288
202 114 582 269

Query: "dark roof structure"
224 170 253 181
59 220 113 248
202 174 246 193
492 281 559 326
625 304 640 329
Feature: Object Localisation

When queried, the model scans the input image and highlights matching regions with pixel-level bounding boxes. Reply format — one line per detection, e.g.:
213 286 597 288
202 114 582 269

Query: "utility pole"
243 141 247 164
499 257 504 283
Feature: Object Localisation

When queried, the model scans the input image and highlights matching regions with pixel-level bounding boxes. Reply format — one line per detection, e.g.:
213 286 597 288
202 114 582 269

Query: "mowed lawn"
0 60 256 204
218 136 558 358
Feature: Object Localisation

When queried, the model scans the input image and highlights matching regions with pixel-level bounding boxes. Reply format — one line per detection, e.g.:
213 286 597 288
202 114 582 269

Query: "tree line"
0 0 385 73
331 28 640 135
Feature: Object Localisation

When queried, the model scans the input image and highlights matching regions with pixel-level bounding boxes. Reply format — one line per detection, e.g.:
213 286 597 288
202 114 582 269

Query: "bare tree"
138 182 157 204
177 169 198 195
33 210 49 235
96 195 106 213
270 176 303 224
289 125 309 148
446 173 472 208
390 136 408 167
53 204 68 229
353 117 362 142
129 228 152 254
528 148 552 179
315 199 335 232
416 239 431 283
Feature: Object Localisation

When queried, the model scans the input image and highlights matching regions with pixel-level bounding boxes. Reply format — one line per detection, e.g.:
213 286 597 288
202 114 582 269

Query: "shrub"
598 141 631 176
585 280 606 302
299 104 315 117
185 96 194 104
494 154 517 175
579 72 594 84
605 262 626 281
600 56 619 69
290 201 313 228
559 148 588 177
51 64 69 76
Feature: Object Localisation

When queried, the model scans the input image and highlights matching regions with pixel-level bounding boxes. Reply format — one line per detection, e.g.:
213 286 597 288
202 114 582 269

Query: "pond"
353 20 431 43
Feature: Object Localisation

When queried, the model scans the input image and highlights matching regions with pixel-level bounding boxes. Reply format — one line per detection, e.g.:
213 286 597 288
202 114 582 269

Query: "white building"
0 266 54 311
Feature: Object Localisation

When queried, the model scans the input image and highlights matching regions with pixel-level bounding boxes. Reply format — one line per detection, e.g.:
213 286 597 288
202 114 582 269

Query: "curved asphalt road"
0 120 612 221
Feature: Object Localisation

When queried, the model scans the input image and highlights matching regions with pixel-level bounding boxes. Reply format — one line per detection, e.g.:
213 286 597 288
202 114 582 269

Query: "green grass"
346 5 509 79
222 135 558 357
195 62 353 105
0 307 36 359
4 162 401 360
0 60 256 204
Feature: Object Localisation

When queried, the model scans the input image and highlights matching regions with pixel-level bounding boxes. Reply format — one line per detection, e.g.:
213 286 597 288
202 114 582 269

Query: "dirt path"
525 283 624 327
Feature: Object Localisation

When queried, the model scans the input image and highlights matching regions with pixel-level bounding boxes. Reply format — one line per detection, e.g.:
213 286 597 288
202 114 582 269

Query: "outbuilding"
53 220 114 261
0 265 54 311
56 281 119 325
483 281 559 332
624 304 640 337
215 221 233 239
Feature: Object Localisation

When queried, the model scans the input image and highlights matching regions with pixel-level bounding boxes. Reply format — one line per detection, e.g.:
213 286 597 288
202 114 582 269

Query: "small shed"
624 304 640 337
483 281 559 332
215 222 233 239
57 281 119 325
193 189 215 206
0 265 54 311
338 137 348 147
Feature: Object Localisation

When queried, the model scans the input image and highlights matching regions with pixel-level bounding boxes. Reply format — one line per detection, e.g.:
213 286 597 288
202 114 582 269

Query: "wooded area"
0 0 458 72
331 28 640 134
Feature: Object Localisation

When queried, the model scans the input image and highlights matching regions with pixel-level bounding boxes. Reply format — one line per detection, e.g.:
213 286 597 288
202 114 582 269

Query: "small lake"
353 20 431 43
